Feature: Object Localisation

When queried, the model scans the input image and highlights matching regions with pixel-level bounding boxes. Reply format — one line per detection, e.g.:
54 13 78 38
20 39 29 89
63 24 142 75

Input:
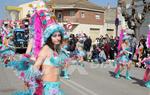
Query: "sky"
89 0 117 7
0 0 117 19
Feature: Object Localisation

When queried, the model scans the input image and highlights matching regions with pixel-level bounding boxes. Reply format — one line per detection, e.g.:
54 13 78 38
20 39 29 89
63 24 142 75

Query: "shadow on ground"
108 71 146 87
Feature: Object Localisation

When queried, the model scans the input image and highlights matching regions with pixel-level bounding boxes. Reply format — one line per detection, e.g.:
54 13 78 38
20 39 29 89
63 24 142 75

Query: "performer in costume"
11 1 66 95
33 23 65 95
74 40 85 67
60 33 70 79
0 32 15 66
139 55 150 88
137 40 144 67
114 30 132 80
0 1 65 94
12 20 65 95
1 21 9 45
4 29 33 69
137 25 150 88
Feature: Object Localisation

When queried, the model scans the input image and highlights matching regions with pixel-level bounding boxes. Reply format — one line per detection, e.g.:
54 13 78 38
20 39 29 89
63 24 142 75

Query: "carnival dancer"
60 33 70 79
0 1 66 95
1 21 9 45
137 27 150 88
8 2 47 92
10 2 66 95
74 40 86 67
5 30 34 70
114 30 132 80
139 55 150 88
136 37 147 68
11 21 65 95
3 14 35 70
35 23 65 95
0 32 15 66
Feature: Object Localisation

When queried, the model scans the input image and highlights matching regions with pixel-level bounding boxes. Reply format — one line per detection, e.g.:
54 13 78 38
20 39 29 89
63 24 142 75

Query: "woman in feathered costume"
137 25 150 88
114 29 132 80
9 0 66 95
0 32 15 66
0 0 65 95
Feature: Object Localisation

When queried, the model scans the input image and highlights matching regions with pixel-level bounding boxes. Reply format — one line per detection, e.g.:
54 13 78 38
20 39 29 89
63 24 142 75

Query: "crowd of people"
66 31 148 69
0 0 150 95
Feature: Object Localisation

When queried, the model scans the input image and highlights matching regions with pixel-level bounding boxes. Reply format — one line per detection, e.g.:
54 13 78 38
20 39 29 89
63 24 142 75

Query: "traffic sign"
66 23 73 30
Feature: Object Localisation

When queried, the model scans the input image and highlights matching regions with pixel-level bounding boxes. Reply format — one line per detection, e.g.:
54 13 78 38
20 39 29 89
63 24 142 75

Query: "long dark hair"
45 33 63 53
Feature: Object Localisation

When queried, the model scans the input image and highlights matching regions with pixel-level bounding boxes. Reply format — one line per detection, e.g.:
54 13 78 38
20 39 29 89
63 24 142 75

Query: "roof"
49 0 105 12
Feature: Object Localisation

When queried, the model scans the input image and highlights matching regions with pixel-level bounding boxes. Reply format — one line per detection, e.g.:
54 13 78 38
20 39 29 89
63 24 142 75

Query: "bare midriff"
41 65 60 82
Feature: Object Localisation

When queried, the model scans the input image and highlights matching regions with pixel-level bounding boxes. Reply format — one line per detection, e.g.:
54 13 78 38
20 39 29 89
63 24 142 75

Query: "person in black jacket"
83 36 92 52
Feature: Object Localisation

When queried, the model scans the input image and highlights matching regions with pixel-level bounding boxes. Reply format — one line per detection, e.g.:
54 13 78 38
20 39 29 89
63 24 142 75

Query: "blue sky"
89 0 117 7
0 0 117 19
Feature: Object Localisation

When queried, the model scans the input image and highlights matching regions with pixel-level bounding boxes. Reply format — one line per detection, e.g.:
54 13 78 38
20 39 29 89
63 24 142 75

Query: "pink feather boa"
31 9 57 59
146 30 150 48
117 29 124 51
33 11 43 59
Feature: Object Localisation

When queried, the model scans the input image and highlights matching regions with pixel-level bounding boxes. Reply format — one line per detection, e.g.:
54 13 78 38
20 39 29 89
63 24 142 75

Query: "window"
57 12 62 18
95 14 100 19
107 29 114 31
57 12 62 22
90 28 100 30
70 10 75 16
81 12 85 18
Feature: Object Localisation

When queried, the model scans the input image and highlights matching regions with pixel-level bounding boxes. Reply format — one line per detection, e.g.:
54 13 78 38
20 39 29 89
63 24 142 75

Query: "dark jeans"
110 48 114 59
93 57 106 64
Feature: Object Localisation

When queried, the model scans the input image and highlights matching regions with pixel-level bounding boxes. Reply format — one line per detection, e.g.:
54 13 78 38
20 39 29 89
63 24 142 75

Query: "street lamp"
115 17 119 37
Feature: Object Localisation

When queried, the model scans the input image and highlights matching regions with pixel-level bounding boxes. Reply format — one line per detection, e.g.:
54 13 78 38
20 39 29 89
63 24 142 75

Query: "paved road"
0 62 149 95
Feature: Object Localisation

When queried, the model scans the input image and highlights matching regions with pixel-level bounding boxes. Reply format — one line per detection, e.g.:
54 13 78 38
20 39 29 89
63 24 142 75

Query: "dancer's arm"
26 39 33 54
33 46 47 69
123 49 132 54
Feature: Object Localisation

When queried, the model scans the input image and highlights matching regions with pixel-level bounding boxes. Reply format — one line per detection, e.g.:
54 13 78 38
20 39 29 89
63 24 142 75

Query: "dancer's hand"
136 63 140 67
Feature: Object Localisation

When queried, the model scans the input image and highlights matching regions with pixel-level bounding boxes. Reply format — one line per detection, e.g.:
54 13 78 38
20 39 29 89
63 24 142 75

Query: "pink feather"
31 9 56 59
146 30 150 48
33 11 43 59
117 29 124 50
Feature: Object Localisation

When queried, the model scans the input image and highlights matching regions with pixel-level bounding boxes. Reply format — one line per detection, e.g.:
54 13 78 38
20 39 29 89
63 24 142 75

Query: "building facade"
6 0 117 41
104 7 117 37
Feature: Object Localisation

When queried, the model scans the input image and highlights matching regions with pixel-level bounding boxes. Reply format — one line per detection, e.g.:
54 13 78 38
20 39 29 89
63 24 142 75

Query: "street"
0 62 149 95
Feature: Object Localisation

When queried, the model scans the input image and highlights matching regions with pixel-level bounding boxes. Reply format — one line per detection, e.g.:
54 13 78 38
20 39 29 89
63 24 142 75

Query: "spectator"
68 34 77 52
103 39 111 59
99 47 107 63
109 36 115 59
83 36 92 52
91 44 100 63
